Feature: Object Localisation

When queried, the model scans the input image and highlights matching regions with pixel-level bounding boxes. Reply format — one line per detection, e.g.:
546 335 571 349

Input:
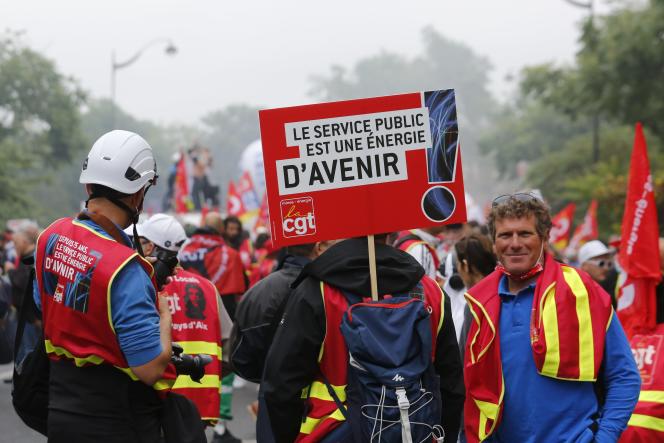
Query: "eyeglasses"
587 258 614 269
492 192 538 207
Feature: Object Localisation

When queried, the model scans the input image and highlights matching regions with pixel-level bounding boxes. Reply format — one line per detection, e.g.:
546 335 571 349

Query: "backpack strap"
320 371 349 420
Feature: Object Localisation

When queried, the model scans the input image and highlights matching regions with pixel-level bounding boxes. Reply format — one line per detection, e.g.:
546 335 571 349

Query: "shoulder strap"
77 212 130 247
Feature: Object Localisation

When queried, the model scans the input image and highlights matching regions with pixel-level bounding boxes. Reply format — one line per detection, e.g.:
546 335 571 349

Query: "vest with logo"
36 217 176 392
620 323 664 442
163 268 223 421
463 254 613 443
179 233 246 296
297 276 445 442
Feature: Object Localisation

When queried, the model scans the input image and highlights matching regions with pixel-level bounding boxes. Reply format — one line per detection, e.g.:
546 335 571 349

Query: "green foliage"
0 33 86 225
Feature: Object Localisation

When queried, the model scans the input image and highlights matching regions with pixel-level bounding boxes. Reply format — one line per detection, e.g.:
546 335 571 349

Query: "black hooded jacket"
262 238 465 442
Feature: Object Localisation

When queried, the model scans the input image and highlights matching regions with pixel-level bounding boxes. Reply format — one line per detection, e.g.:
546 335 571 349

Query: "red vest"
163 268 223 421
179 233 246 296
464 254 613 443
620 323 664 442
36 217 176 391
297 276 445 442
395 230 441 274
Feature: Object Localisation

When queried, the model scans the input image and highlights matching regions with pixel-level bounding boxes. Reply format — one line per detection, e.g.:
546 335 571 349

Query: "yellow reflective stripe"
540 284 560 376
562 267 595 380
173 374 219 389
640 390 664 404
464 293 496 364
628 413 664 432
431 281 445 333
606 308 613 331
299 409 346 435
308 380 346 402
318 281 326 363
72 219 114 241
45 340 104 367
114 366 175 391
176 341 222 359
474 399 500 441
404 240 426 253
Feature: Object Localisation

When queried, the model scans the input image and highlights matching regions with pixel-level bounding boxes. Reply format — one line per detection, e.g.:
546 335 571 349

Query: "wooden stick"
368 234 378 301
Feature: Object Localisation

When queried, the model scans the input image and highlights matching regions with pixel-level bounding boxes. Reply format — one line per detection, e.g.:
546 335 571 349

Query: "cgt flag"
549 203 576 251
226 180 246 218
617 123 661 339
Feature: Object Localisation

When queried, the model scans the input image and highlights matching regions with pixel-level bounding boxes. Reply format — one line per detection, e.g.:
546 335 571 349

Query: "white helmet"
136 214 187 252
80 130 157 194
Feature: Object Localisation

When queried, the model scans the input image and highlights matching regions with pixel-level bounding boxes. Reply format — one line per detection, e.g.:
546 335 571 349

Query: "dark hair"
254 233 270 250
455 234 497 277
487 196 551 240
89 183 132 200
223 215 242 229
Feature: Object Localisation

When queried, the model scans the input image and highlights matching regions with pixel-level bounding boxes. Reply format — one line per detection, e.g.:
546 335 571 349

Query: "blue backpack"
322 292 445 443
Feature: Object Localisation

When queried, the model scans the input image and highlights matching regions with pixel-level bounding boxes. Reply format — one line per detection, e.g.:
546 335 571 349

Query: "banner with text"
259 90 466 246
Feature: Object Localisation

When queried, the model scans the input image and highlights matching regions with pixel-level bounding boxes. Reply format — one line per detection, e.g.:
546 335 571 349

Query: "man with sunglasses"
463 193 640 443
33 130 176 442
579 240 619 307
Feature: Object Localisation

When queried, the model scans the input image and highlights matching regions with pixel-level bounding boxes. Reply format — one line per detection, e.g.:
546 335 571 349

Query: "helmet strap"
86 192 144 257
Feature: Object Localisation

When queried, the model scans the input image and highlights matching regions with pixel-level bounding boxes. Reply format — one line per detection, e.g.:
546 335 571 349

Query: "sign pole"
367 235 378 301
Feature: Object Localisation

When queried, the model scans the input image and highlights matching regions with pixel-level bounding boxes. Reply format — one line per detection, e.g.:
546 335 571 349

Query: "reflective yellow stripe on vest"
45 340 104 367
173 374 220 389
177 340 222 360
308 380 347 402
640 390 664 404
474 399 499 441
300 409 346 435
562 267 595 380
628 414 664 432
539 282 559 376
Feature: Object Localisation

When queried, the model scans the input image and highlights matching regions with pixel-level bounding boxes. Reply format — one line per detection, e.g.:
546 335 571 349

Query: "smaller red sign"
280 197 316 239
631 332 663 386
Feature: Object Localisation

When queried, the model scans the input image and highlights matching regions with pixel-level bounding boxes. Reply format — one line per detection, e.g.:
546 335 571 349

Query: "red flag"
174 152 191 214
568 200 598 253
549 203 576 251
236 171 260 212
617 123 661 338
226 180 246 217
254 193 270 233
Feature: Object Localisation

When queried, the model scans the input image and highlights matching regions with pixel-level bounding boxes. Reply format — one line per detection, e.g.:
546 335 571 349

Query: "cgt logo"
280 197 316 238
631 333 662 386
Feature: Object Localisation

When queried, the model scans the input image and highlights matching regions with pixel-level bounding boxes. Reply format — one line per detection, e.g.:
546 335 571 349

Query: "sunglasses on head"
492 192 538 208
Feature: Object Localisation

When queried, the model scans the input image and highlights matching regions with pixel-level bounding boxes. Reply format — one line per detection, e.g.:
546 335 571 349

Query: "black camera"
170 343 213 383
152 249 179 290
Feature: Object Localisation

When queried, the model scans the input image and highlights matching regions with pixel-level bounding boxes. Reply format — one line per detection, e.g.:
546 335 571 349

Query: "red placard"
259 90 466 247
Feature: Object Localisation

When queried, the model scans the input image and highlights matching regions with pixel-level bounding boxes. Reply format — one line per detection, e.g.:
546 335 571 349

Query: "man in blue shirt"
464 193 640 443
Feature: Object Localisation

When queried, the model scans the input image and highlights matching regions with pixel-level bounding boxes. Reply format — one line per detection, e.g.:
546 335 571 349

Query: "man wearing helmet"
135 213 232 425
33 130 175 442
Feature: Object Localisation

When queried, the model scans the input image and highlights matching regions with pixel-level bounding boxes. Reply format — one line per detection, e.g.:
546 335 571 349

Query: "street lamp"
110 38 177 128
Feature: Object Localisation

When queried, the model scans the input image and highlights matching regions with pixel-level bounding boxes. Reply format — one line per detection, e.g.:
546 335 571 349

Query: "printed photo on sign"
259 90 466 246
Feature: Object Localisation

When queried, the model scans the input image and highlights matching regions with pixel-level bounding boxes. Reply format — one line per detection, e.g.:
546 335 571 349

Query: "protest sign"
259 90 466 247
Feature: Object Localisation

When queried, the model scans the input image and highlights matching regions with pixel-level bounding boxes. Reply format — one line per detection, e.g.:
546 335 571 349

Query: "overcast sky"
4 0 616 125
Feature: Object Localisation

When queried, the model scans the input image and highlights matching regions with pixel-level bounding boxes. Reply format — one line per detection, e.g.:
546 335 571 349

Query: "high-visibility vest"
464 253 613 442
395 230 441 272
36 217 176 392
179 233 246 296
163 268 223 421
297 276 445 442
620 323 664 441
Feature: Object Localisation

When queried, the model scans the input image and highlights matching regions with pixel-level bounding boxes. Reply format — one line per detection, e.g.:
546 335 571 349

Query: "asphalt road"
0 363 258 443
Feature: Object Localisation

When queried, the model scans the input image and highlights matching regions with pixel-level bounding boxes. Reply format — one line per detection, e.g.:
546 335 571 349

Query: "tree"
0 33 85 224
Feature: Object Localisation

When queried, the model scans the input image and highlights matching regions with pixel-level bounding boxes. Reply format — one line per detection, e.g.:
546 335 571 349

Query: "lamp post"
110 38 177 128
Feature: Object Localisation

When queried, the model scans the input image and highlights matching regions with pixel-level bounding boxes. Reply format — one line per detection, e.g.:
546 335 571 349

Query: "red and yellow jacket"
163 268 223 421
297 276 445 442
36 217 176 393
464 253 613 442
620 323 664 442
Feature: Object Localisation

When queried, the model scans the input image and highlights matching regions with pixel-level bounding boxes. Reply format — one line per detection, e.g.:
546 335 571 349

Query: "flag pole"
368 235 378 301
